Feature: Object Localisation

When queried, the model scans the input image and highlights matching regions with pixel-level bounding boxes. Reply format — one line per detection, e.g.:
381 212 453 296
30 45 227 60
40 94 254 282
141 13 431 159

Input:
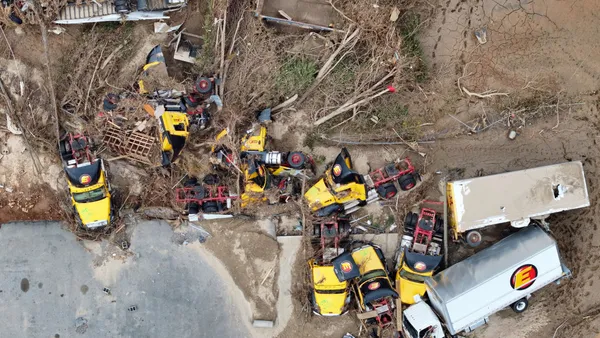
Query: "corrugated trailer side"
425 226 568 335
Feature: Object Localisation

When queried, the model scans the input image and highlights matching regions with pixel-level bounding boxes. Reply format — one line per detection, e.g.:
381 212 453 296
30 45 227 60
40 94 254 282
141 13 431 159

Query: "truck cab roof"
64 160 102 188
403 300 445 338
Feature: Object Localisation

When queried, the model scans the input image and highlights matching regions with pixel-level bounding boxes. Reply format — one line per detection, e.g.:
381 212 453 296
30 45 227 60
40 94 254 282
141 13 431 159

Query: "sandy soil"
188 218 281 320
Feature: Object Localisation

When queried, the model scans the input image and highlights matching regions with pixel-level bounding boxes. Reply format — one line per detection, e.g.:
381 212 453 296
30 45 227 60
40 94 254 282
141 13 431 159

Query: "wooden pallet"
102 124 156 165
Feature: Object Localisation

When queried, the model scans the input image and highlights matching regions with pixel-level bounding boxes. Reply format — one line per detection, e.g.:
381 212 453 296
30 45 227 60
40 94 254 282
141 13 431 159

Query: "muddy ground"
2 0 600 337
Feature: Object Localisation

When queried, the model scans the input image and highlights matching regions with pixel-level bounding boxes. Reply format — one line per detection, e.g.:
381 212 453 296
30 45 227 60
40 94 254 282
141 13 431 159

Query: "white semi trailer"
401 225 570 338
446 161 589 246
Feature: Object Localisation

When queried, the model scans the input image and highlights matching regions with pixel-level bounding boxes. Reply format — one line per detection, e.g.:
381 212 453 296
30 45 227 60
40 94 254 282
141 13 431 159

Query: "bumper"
85 220 108 229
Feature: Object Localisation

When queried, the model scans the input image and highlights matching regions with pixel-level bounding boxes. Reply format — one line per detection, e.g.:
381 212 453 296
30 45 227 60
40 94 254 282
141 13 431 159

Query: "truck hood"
304 178 334 209
398 274 427 304
75 197 111 228
314 290 348 316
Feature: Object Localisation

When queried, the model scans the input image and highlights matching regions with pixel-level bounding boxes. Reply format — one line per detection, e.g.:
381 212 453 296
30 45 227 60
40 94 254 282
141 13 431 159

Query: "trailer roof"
448 161 589 231
425 226 556 302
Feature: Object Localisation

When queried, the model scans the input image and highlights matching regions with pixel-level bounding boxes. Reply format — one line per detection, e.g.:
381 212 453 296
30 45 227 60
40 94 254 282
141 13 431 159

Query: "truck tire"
287 152 306 169
377 183 398 199
434 215 444 233
404 212 418 230
466 230 482 247
398 174 416 191
184 177 198 187
191 185 205 199
511 298 529 313
203 174 220 185
187 203 200 215
195 77 213 94
313 225 321 237
202 201 219 213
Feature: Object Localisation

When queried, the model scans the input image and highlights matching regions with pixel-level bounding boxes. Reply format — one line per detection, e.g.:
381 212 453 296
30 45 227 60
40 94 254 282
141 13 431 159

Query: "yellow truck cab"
304 148 367 217
138 45 168 95
241 159 271 207
241 125 268 152
395 250 442 304
309 259 350 316
396 207 444 304
332 244 398 326
158 109 190 166
60 134 113 229
66 162 112 229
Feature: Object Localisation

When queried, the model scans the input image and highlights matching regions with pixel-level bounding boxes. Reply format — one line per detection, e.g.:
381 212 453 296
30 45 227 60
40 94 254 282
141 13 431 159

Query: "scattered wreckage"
55 0 187 24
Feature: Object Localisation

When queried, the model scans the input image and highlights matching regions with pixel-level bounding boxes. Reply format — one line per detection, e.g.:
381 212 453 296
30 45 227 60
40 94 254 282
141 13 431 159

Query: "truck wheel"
203 174 220 185
466 230 482 247
404 212 418 229
434 215 444 233
195 77 213 94
191 185 205 199
313 225 321 237
187 203 200 215
511 298 529 313
377 183 398 199
184 177 198 187
287 152 306 169
202 201 219 213
398 174 416 191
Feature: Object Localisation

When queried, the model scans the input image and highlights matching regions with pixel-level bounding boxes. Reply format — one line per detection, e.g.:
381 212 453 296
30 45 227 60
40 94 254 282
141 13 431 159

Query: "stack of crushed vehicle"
57 45 593 338
308 159 590 338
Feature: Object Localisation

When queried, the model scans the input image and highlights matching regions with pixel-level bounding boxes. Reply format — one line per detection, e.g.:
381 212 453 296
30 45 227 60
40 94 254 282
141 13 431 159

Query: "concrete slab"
274 236 302 335
0 221 251 338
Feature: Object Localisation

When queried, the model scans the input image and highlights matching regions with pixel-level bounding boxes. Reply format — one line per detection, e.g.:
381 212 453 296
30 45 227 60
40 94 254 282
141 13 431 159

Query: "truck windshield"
73 187 106 203
400 269 426 283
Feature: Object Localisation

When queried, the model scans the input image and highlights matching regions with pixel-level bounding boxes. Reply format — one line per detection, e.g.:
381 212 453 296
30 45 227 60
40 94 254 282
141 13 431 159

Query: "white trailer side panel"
425 226 566 335
448 161 588 232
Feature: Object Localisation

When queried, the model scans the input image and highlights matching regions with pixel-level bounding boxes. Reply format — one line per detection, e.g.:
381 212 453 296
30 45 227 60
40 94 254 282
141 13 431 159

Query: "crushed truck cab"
309 260 350 316
67 164 112 228
396 206 444 304
305 148 367 216
333 244 398 327
60 134 113 229
158 110 190 166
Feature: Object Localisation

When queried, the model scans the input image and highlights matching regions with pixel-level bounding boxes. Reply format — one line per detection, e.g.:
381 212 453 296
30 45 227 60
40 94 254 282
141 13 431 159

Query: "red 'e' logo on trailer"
510 264 538 290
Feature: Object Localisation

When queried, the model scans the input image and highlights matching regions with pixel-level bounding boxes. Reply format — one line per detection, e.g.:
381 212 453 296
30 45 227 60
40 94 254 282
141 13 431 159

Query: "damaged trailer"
55 0 186 24
446 161 589 246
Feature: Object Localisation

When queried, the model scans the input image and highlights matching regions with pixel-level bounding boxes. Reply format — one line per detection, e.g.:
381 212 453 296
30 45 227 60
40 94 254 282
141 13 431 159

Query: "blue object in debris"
257 108 272 123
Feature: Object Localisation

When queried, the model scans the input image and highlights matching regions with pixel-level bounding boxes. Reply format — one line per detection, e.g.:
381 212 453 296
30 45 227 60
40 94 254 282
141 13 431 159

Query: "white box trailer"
401 226 570 337
446 161 589 246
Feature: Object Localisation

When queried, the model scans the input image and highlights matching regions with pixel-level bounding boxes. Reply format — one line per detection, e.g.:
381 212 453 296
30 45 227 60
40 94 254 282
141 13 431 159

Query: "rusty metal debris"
102 123 156 165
